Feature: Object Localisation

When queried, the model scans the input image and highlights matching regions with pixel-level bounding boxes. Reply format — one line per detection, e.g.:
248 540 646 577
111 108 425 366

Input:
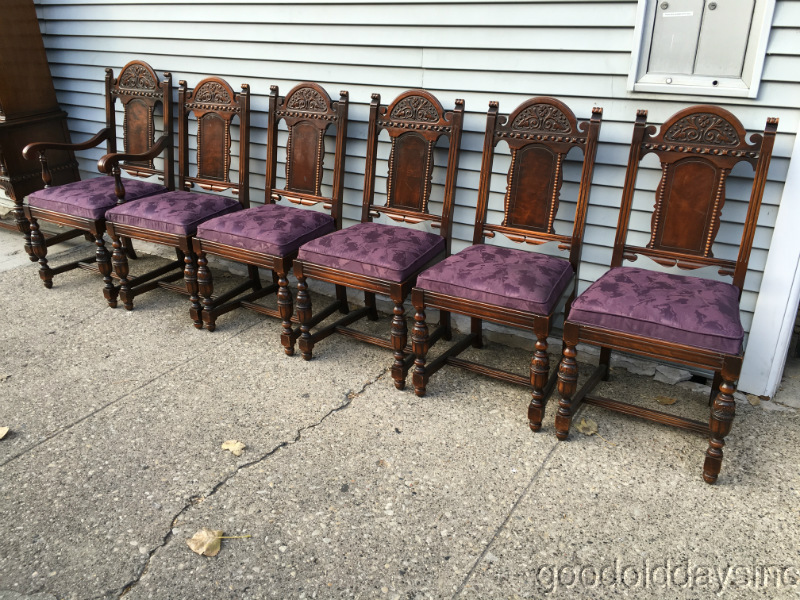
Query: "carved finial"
340 90 349 98
240 83 250 95
179 80 187 88
489 101 499 109
371 93 380 100
592 106 603 115
163 72 172 78
455 99 465 107
270 85 278 93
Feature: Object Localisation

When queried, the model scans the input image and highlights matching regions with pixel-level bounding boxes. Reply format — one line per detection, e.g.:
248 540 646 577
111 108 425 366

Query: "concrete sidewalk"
0 226 798 600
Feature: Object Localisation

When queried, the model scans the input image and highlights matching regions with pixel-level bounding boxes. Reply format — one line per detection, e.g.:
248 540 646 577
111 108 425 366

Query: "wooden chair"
190 83 349 342
290 90 464 389
555 106 778 483
103 77 249 311
22 60 173 302
411 99 602 429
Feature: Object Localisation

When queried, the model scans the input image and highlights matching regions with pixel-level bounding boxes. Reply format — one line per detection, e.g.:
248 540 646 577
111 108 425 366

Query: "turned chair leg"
110 232 133 310
529 335 550 432
184 251 201 328
599 347 611 381
365 291 378 321
28 217 54 288
411 304 430 397
555 343 579 440
14 205 35 261
296 273 314 361
277 271 295 356
703 377 736 484
196 251 213 330
391 299 408 390
336 284 349 314
95 233 117 307
470 317 483 348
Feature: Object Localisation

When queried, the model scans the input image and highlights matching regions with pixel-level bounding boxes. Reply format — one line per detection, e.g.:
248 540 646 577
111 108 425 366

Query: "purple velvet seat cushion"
106 191 241 236
196 203 336 256
416 244 574 314
27 176 167 220
298 222 445 282
568 266 744 354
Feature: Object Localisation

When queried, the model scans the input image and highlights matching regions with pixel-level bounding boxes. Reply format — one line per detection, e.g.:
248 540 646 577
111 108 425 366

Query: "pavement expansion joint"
116 367 390 598
452 440 561 598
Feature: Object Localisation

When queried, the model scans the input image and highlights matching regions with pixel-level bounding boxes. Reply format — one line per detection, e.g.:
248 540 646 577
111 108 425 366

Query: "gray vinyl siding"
33 0 799 338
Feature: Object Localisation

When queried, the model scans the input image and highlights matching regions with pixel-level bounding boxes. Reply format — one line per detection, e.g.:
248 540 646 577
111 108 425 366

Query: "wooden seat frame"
104 77 249 311
190 83 349 343
411 99 602 430
22 60 173 301
555 106 778 483
290 90 464 390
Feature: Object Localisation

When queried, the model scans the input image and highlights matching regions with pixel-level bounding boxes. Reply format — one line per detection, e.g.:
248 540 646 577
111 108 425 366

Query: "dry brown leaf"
0 427 8 440
575 418 598 436
221 440 246 457
656 395 678 406
747 394 761 407
187 528 224 556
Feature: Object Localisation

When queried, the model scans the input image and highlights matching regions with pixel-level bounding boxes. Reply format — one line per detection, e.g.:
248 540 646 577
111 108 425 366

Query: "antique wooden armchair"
290 90 464 389
411 99 602 430
22 60 173 302
103 77 249 311
190 83 349 342
555 106 777 483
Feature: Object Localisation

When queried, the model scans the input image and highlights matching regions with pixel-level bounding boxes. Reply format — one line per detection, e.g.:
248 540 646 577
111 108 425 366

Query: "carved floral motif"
193 82 232 105
511 105 571 134
664 114 739 147
390 96 439 122
286 87 327 112
119 64 156 90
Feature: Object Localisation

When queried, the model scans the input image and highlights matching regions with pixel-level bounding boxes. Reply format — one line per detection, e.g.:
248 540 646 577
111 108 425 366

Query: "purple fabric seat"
298 222 445 282
197 203 336 256
568 266 744 354
106 190 241 236
417 244 574 314
27 176 167 220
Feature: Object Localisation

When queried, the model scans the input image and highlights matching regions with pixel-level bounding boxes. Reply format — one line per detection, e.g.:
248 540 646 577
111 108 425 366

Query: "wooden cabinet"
0 0 79 231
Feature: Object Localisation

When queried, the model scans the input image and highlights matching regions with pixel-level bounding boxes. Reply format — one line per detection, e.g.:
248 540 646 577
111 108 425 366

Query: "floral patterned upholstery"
416 244 574 314
298 222 445 282
568 266 744 354
197 203 335 256
27 176 167 220
105 190 241 236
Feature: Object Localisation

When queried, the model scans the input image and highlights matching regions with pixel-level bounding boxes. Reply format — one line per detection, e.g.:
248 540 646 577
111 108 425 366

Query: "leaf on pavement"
575 418 598 436
0 427 8 440
187 528 224 557
221 440 246 457
656 395 678 405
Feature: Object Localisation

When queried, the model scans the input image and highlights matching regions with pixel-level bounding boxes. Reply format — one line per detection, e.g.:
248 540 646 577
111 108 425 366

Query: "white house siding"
32 0 800 394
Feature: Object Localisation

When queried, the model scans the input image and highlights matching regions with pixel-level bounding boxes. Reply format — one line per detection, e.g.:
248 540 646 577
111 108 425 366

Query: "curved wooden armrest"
97 135 170 174
22 128 112 159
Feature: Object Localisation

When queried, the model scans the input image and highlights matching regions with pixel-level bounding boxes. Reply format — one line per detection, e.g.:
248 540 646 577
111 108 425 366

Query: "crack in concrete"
116 366 390 598
452 440 561 598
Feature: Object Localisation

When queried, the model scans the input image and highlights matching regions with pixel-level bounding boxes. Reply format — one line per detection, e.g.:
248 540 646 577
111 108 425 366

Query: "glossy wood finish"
191 83 348 342
105 77 247 310
411 99 602 429
22 60 172 297
291 90 464 389
555 106 778 483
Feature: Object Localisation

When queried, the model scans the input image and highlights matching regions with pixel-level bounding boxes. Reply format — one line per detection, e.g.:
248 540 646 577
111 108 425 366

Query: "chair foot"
554 343 578 440
96 234 118 308
702 377 736 484
296 274 314 361
185 252 202 328
29 218 53 288
277 273 295 356
528 336 550 432
111 233 133 310
390 299 408 391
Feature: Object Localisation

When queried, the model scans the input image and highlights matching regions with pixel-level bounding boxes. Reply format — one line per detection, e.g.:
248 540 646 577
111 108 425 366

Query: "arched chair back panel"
113 60 172 178
475 98 602 269
179 77 249 204
266 82 349 228
612 106 775 291
362 90 464 248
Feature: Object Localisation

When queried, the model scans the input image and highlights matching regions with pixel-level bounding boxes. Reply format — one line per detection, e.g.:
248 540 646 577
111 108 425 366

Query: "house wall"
32 0 800 394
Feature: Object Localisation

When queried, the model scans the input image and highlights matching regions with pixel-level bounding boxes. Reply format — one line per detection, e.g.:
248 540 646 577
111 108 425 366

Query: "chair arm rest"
97 135 170 174
22 128 112 160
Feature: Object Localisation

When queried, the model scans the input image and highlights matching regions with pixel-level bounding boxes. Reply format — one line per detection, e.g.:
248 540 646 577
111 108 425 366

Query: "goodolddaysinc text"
532 559 799 594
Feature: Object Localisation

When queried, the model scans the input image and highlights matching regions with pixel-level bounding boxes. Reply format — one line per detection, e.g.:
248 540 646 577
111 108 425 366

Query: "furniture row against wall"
17 61 777 484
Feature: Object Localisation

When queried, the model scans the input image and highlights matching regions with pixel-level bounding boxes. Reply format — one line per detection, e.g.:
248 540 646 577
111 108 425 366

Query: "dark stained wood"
21 60 173 297
104 76 246 311
0 0 80 234
410 98 602 430
190 82 349 342
555 106 779 483
291 90 464 389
